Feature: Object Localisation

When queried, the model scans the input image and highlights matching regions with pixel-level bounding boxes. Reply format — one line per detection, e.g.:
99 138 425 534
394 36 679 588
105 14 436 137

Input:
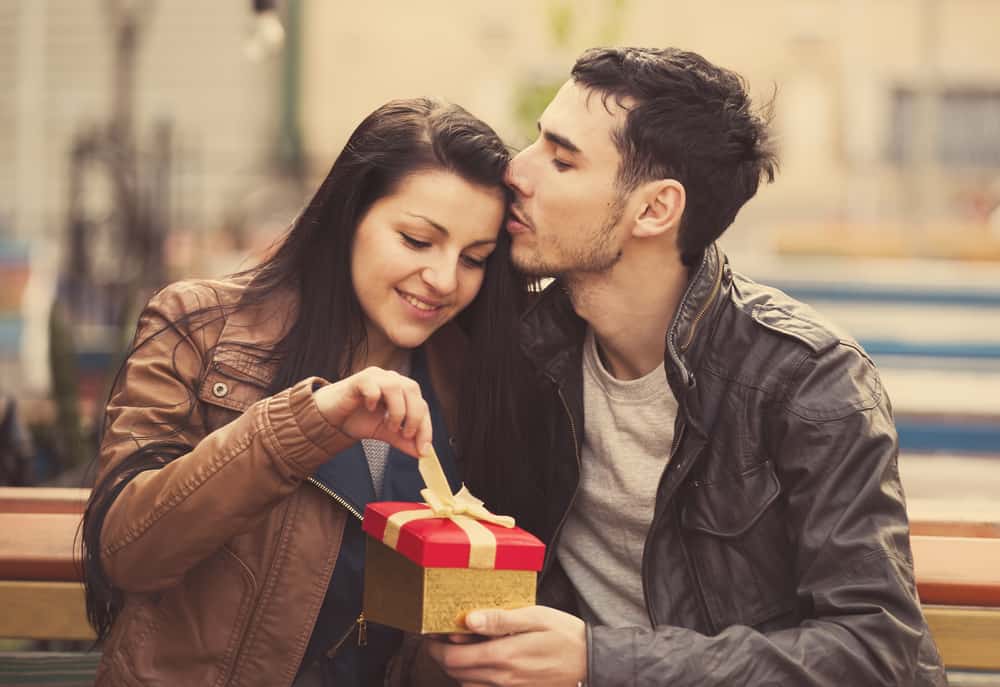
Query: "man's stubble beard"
512 195 626 279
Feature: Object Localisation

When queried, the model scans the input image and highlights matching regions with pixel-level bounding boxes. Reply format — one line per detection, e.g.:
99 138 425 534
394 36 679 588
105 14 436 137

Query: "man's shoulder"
725 272 858 355
715 271 883 420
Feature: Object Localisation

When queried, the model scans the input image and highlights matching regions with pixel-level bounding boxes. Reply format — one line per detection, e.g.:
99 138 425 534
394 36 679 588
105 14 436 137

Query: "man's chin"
511 248 558 279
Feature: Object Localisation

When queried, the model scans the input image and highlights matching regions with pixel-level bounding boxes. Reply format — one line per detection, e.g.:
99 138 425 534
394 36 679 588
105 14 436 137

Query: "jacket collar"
521 243 726 392
664 243 727 392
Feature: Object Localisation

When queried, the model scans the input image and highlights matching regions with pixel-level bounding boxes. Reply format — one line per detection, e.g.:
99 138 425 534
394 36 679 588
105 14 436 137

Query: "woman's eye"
461 254 488 269
400 233 431 249
552 158 572 171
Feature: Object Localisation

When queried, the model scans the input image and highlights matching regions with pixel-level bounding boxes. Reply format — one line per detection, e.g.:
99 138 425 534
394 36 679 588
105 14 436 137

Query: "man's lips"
507 207 532 234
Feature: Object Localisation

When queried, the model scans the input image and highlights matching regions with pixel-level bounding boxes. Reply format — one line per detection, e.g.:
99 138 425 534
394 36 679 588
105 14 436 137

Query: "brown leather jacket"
91 278 464 686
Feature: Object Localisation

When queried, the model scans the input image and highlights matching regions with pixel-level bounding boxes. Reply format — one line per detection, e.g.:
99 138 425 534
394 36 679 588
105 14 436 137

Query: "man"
426 47 945 686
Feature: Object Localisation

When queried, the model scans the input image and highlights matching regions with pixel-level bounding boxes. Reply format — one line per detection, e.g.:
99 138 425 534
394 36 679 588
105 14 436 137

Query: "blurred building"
0 1 284 397
300 0 1000 254
1 0 999 401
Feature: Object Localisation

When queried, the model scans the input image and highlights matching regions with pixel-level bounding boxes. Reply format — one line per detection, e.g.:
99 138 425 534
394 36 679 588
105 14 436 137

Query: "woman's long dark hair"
80 97 530 641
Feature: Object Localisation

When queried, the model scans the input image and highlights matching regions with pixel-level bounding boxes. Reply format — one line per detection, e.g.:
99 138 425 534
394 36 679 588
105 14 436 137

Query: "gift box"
361 453 545 634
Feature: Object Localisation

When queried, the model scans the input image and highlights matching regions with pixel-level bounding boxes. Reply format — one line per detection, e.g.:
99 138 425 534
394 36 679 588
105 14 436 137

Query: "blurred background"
0 0 997 515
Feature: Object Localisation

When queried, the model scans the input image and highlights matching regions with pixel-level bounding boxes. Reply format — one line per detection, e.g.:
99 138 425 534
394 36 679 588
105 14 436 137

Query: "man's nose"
505 150 531 196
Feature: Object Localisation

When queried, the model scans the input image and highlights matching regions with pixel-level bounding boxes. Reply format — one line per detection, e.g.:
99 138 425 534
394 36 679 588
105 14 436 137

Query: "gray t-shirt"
555 327 678 627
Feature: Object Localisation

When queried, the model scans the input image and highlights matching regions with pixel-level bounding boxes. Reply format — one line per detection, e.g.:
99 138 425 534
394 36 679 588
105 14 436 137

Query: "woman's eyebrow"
405 212 497 247
406 212 449 236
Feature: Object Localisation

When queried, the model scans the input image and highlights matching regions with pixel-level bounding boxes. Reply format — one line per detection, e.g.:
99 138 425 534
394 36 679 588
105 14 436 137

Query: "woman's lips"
397 289 444 319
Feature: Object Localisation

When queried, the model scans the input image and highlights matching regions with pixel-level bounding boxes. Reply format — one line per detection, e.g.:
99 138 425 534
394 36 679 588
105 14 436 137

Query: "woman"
80 97 527 686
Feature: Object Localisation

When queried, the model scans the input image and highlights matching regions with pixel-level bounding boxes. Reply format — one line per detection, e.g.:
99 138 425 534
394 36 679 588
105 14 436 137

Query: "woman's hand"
313 367 432 458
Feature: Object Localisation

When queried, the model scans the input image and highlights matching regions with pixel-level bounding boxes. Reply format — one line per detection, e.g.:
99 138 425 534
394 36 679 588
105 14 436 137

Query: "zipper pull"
356 612 367 647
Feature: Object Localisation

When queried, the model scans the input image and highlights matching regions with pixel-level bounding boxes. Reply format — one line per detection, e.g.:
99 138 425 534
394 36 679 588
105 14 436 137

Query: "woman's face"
351 169 505 354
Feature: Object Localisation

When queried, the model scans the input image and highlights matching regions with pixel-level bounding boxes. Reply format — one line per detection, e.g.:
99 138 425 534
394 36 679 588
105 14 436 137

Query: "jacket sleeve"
95 283 355 592
587 343 944 686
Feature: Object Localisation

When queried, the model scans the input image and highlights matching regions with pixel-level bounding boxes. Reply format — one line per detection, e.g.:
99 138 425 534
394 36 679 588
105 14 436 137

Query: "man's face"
505 79 633 278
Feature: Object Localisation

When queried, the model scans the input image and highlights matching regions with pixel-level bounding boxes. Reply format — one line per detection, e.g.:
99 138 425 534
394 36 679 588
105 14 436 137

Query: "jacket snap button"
212 382 229 398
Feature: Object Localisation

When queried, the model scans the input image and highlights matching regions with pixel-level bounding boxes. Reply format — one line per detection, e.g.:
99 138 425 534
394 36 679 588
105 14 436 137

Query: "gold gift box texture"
362 501 546 634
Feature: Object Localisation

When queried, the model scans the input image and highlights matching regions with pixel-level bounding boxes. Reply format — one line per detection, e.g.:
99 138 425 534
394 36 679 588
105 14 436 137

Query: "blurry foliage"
513 81 564 144
546 2 575 48
48 303 87 472
511 0 629 144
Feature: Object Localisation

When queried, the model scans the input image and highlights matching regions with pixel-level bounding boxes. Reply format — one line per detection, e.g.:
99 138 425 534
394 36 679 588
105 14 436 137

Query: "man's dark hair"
572 47 778 265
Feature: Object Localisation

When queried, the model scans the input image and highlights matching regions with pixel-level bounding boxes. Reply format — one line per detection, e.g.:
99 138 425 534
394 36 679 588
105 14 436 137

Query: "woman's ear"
633 179 685 239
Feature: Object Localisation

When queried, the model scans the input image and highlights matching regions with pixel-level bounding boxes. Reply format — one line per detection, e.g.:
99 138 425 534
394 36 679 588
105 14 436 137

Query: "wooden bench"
0 488 92 643
1 488 999 674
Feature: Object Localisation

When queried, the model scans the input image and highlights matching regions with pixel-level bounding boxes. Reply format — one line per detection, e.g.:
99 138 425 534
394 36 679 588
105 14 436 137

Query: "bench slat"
912 536 1000 607
924 605 1000 670
0 489 88 515
0 581 94 641
0 514 81 582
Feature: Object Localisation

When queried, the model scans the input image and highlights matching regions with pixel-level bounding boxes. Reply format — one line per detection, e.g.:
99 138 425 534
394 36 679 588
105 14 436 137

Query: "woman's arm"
94 283 432 592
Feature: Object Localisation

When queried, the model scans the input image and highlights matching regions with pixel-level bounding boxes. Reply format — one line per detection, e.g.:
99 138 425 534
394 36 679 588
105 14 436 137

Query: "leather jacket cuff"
265 376 349 474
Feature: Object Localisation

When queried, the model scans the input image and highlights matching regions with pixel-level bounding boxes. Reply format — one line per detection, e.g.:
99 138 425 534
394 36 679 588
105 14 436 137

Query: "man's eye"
400 233 431 249
552 159 572 171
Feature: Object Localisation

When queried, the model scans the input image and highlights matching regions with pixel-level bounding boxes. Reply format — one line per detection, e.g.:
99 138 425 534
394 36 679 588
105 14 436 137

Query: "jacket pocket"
679 461 798 631
197 366 268 432
114 546 257 685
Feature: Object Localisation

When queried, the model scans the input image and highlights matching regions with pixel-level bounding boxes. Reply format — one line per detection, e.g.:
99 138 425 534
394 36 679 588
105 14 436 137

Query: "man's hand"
425 606 586 686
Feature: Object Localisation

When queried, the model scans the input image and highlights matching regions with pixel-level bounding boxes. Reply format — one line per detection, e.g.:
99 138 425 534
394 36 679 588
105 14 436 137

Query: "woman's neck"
354 339 411 375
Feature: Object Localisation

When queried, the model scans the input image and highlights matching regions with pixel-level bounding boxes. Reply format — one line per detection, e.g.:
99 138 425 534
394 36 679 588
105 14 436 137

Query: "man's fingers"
426 637 504 674
464 607 545 636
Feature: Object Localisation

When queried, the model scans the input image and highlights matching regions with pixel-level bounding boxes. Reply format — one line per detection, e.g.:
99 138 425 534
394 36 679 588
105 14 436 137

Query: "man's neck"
565 254 688 381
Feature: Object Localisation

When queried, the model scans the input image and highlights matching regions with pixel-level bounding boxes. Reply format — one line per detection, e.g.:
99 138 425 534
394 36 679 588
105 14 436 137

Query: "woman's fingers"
416 407 433 456
356 376 383 412
323 367 434 457
381 378 408 433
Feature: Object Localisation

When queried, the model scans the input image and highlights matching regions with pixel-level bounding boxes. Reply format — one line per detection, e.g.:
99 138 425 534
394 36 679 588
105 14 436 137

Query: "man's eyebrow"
538 122 582 154
405 213 497 247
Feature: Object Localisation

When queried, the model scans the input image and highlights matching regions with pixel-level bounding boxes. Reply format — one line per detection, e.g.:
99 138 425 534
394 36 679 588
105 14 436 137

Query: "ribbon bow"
418 447 515 529
379 447 516 569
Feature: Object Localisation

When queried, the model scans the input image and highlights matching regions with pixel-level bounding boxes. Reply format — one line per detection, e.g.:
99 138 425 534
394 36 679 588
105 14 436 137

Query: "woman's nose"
421 260 458 295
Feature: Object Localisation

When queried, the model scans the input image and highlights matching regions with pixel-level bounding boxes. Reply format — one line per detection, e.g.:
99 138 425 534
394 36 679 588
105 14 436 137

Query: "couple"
80 47 945 686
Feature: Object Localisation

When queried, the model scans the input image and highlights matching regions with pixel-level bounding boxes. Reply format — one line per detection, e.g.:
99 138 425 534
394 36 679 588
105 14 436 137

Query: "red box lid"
363 502 545 571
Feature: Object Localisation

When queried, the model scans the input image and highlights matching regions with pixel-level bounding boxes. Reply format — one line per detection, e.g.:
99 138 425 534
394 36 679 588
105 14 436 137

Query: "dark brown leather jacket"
515 244 947 686
91 278 464 686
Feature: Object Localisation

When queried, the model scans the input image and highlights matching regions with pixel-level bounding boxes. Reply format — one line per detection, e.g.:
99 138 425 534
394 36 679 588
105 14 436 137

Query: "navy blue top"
296 348 462 685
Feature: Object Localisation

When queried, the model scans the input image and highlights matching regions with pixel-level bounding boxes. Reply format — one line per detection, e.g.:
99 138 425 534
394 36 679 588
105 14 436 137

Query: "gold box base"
362 536 537 634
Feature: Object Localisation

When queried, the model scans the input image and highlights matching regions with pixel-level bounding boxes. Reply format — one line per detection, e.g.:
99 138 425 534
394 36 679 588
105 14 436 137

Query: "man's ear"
633 179 685 239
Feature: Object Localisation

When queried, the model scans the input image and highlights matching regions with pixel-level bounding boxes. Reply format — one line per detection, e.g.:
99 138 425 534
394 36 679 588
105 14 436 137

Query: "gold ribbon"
381 446 515 569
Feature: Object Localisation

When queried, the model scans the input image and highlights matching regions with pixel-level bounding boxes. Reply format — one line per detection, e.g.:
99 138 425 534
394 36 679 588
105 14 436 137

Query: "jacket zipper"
307 476 363 521
640 418 686 627
639 257 720 627
305 477 367 663
323 613 368 659
540 383 583 581
679 253 723 353
675 501 714 633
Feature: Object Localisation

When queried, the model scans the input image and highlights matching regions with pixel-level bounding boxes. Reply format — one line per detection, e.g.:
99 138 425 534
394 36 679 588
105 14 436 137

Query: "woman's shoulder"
145 276 252 320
